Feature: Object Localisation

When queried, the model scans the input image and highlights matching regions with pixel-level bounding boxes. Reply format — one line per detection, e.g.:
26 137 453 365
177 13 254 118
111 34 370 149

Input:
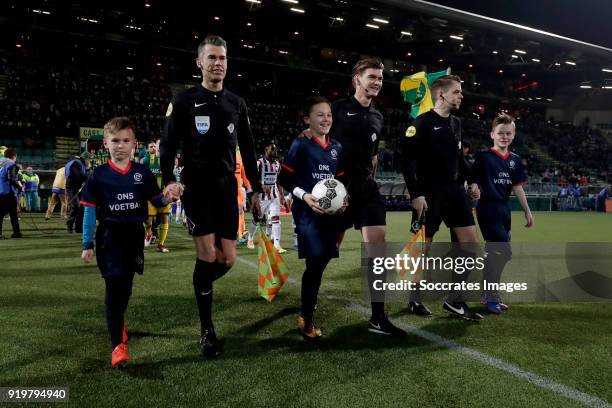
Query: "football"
311 178 348 215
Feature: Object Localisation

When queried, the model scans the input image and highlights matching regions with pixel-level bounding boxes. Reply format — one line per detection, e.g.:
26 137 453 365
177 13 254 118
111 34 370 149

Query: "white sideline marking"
172 231 610 408
235 257 611 408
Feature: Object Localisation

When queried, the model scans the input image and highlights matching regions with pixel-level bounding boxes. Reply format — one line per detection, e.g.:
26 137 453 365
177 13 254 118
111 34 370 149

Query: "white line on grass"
234 257 611 408
171 231 609 407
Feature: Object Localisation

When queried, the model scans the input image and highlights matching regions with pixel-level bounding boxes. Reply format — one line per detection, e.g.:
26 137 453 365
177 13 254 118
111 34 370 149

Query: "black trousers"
66 188 83 233
0 193 20 236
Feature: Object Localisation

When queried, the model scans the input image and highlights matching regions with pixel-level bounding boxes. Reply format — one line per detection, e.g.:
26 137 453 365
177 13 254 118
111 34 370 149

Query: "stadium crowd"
1 50 610 188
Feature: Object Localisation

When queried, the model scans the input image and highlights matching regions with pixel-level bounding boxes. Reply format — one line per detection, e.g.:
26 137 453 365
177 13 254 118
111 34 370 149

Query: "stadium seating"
0 54 609 183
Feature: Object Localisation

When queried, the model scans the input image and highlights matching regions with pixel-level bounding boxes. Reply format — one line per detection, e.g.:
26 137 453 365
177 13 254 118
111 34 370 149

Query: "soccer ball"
311 178 347 215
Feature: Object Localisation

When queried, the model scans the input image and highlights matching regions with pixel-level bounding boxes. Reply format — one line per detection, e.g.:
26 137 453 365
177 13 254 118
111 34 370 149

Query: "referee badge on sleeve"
195 116 210 135
405 126 416 138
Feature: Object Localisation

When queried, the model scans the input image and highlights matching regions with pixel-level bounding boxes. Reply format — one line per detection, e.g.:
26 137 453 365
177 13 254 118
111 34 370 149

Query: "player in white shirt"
247 142 286 252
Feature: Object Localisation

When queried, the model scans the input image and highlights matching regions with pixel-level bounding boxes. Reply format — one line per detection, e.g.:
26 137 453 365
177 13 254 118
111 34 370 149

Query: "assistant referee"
400 74 483 322
331 58 406 337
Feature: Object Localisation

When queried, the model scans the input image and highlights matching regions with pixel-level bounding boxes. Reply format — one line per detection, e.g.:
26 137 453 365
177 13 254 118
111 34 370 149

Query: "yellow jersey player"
143 139 171 252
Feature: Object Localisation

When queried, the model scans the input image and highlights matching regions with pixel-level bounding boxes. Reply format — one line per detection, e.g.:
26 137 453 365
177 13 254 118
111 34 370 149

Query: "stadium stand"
0 1 610 209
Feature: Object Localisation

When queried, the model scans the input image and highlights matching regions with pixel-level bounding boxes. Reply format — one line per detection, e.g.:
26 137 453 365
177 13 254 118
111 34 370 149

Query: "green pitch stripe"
234 257 612 408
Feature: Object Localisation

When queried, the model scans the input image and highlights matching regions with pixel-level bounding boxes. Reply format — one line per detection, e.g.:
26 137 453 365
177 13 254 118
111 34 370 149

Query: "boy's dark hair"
304 95 331 115
430 75 462 101
4 147 17 159
104 117 136 136
492 113 515 129
198 35 227 55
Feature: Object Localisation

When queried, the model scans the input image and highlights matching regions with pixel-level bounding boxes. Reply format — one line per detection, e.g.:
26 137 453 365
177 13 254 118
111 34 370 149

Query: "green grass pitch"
1 211 611 407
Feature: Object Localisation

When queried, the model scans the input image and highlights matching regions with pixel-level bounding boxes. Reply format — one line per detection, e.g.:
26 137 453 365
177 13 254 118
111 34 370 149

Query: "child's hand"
82 249 94 263
524 211 534 228
304 194 325 214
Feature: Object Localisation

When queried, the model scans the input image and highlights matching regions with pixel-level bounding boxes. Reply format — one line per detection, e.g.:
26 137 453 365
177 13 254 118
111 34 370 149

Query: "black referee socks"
212 262 231 282
193 258 215 332
367 257 386 318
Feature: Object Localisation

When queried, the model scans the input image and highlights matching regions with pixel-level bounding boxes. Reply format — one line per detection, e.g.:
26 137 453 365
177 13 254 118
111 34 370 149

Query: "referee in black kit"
400 74 483 321
332 58 407 337
160 35 262 357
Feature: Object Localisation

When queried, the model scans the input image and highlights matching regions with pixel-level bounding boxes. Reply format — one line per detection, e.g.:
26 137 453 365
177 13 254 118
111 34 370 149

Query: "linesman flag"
396 222 427 279
255 226 289 302
400 69 450 119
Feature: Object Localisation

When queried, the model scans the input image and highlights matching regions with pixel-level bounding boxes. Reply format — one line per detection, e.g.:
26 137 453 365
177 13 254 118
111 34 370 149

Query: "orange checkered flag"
396 213 427 282
397 225 426 278
255 225 289 302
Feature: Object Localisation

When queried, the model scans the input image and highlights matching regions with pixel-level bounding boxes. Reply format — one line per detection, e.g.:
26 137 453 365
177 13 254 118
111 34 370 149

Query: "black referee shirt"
330 97 383 186
160 85 261 192
400 109 464 198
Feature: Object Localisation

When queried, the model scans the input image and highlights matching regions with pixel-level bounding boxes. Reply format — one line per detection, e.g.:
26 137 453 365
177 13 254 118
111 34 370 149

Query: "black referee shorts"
182 174 238 240
424 183 475 238
342 177 386 230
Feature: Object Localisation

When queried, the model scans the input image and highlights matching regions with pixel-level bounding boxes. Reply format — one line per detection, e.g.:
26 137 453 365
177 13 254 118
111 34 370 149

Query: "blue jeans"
25 191 39 211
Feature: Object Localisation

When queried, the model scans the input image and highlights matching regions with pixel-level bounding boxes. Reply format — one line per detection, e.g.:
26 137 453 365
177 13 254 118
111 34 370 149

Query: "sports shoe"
122 325 129 343
443 301 484 322
144 234 153 247
199 326 223 358
486 301 502 315
156 244 169 253
238 236 248 246
408 301 432 317
276 246 287 254
298 315 322 344
368 314 407 337
298 315 322 337
481 299 508 311
247 240 255 249
111 343 130 368
11 232 23 238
